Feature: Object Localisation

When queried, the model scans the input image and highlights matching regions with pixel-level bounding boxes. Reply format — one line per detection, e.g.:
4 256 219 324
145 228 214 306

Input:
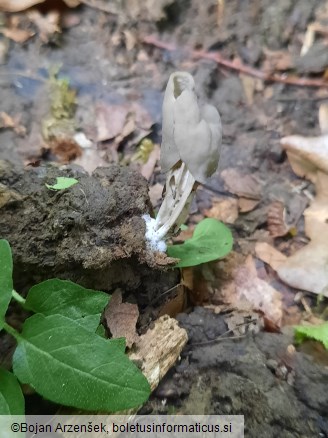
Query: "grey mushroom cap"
160 71 222 183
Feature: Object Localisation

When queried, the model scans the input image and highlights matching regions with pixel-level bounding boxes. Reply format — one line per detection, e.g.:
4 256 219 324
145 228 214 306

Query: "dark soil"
0 161 179 336
0 0 328 436
147 307 328 437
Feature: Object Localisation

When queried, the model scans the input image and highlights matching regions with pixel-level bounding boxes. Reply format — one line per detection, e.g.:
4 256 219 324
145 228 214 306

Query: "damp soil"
0 0 328 435
145 307 328 437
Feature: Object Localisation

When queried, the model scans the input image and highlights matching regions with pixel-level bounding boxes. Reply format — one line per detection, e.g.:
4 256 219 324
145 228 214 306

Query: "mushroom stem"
154 161 196 240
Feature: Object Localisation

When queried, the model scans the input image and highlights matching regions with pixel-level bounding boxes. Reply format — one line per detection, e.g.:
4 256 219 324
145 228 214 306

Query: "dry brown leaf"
27 10 60 43
130 102 153 131
123 29 137 51
104 290 139 348
304 172 328 240
204 197 238 224
282 306 302 326
0 183 24 208
63 0 80 6
319 103 328 134
0 26 34 43
238 197 259 213
278 121 328 296
0 0 80 11
114 113 135 145
277 243 328 297
277 173 328 295
181 266 211 305
0 112 26 135
47 138 82 163
280 134 328 182
1 112 16 129
301 24 316 56
0 0 45 11
149 183 163 207
73 148 108 175
141 144 160 180
263 48 293 71
234 255 283 327
221 168 261 199
95 103 129 142
267 200 289 237
181 266 193 291
95 101 152 144
255 242 287 271
158 284 186 318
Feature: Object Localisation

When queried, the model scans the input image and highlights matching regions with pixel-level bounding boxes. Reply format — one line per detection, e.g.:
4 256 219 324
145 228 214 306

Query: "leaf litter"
104 290 139 348
278 113 328 297
1 0 328 420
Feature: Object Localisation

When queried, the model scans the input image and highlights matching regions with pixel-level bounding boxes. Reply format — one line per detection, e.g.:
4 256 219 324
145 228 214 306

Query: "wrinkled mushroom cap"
160 71 222 183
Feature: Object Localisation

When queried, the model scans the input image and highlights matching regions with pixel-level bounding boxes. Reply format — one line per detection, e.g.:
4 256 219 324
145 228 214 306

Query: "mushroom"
144 71 222 250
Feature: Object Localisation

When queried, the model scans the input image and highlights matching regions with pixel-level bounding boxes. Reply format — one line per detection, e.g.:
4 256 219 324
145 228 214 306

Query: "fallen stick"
143 35 328 89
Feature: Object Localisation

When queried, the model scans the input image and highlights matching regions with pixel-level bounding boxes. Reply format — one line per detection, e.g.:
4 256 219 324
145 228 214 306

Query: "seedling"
0 240 150 414
143 72 222 252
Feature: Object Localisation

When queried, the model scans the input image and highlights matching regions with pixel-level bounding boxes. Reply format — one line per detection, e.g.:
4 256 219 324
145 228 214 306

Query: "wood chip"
129 315 188 391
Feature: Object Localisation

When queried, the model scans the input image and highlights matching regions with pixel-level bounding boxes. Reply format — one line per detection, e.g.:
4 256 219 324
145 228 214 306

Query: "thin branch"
190 318 258 346
143 35 328 88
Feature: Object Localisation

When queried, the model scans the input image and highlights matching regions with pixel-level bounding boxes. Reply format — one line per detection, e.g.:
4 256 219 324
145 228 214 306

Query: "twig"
143 35 328 88
190 318 257 346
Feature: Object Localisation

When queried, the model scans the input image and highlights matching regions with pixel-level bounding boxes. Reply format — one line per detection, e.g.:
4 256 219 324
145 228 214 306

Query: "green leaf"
13 314 150 412
75 314 102 332
0 240 13 330
167 218 233 267
0 367 24 415
294 322 328 349
25 279 109 329
45 177 78 191
95 323 107 338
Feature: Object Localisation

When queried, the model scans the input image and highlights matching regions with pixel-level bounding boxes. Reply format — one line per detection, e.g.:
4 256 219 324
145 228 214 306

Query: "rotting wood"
129 314 188 391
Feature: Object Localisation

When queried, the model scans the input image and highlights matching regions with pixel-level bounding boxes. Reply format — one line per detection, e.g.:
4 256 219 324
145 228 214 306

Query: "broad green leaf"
0 368 24 415
0 240 13 330
167 218 233 267
25 279 109 323
294 322 328 349
45 177 78 191
75 314 102 332
95 323 107 338
13 314 150 412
